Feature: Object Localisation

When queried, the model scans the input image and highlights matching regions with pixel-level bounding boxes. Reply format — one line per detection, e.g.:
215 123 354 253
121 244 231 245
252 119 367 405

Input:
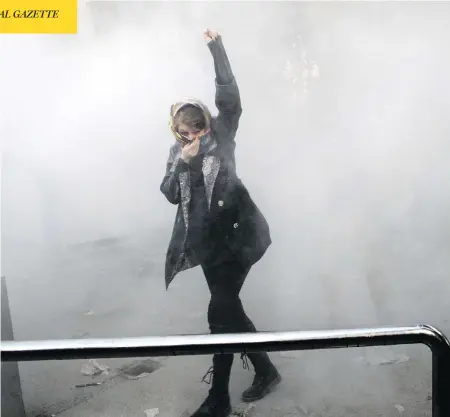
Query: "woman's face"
177 123 203 143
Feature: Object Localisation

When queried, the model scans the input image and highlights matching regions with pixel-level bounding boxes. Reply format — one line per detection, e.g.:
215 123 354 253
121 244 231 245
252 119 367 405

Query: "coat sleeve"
207 36 242 136
160 145 188 205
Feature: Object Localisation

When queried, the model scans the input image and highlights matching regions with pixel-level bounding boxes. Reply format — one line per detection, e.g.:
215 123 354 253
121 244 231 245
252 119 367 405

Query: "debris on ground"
377 354 410 366
75 382 103 388
119 358 162 380
395 404 405 413
144 408 160 417
354 354 410 366
294 403 309 415
269 406 300 417
232 403 256 417
80 359 110 376
80 363 99 376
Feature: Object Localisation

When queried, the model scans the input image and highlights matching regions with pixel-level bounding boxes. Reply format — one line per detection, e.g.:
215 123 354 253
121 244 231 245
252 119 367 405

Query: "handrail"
0 325 447 361
2 325 450 416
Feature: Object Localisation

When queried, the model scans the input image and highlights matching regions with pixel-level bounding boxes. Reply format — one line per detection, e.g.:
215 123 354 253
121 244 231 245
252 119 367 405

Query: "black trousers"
202 258 256 335
200 256 277 395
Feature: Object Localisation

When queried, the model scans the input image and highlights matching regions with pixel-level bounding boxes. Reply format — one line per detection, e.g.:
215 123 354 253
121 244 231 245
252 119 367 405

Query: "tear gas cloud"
2 1 450 331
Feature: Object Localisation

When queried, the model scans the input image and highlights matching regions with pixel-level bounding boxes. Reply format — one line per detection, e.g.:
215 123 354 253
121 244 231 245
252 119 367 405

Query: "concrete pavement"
56 344 432 417
4 234 445 416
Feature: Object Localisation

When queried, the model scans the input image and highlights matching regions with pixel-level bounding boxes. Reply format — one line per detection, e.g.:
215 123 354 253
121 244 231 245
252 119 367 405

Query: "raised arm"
160 145 188 205
205 29 242 135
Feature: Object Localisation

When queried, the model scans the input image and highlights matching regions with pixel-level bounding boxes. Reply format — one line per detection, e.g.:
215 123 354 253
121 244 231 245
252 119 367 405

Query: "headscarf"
169 98 216 154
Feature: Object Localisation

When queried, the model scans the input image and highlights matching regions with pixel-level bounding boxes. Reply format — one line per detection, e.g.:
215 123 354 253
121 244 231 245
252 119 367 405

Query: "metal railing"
2 325 450 416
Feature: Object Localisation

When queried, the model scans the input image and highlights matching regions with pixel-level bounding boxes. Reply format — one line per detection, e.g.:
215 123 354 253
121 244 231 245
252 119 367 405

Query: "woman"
160 29 281 417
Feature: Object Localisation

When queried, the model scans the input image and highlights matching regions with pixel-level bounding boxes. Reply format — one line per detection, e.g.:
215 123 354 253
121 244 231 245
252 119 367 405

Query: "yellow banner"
0 0 77 34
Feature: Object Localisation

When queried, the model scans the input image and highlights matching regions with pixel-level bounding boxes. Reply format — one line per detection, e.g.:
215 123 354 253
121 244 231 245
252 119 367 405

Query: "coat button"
218 200 224 207
233 222 239 229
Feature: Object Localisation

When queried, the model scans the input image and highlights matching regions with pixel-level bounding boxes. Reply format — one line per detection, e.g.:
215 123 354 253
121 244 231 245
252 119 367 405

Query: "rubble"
144 408 160 417
232 403 256 417
80 359 110 376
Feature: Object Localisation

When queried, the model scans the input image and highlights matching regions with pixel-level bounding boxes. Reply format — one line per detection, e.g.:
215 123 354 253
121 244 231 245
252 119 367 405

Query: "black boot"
190 354 233 417
241 352 282 403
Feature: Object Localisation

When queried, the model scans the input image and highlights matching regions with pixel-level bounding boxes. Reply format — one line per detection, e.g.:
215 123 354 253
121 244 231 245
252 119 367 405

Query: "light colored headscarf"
168 98 216 154
169 97 212 144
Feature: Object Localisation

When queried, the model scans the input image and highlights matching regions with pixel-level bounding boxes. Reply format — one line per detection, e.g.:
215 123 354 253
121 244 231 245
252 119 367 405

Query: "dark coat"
160 40 272 290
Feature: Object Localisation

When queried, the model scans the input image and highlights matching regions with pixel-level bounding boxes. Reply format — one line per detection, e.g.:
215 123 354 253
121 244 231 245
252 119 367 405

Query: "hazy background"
2 1 450 415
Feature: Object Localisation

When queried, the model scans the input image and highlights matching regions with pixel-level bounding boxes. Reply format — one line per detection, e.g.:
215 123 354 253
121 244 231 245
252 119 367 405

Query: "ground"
4 234 445 417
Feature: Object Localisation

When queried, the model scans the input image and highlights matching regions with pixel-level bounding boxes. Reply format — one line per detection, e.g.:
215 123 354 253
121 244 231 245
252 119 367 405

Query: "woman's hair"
173 105 207 131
